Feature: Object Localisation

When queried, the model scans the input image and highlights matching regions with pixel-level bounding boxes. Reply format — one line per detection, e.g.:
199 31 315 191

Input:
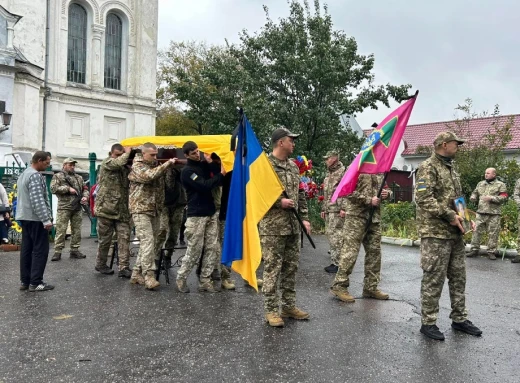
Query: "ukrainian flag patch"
190 173 198 181
416 179 427 192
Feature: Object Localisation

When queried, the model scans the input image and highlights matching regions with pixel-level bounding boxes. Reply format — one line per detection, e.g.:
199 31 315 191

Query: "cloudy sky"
157 0 519 129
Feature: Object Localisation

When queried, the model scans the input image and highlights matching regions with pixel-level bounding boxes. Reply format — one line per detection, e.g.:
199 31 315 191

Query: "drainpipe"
42 0 51 151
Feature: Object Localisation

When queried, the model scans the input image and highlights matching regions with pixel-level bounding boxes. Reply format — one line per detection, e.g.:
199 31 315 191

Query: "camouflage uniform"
514 179 520 254
50 170 88 253
212 186 231 280
322 159 346 265
129 154 170 276
94 152 131 270
156 168 180 253
470 179 507 255
331 174 391 292
415 153 469 325
259 154 309 314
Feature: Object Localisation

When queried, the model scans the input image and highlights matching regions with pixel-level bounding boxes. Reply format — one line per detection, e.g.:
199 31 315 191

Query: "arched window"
67 4 87 84
104 13 122 90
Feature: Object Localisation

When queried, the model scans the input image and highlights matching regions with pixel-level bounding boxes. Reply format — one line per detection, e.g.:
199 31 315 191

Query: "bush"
381 201 416 230
308 198 325 233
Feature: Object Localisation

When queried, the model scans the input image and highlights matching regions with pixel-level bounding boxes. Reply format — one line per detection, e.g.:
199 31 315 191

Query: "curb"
381 236 518 259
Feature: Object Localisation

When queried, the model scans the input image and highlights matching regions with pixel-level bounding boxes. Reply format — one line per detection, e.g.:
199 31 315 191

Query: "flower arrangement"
292 155 322 199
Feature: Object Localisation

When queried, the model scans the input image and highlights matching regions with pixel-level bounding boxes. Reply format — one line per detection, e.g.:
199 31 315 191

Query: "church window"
104 13 122 90
67 4 87 84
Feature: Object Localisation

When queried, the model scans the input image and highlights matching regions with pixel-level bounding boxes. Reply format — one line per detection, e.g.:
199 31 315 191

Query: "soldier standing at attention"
260 127 311 328
321 150 346 273
415 131 482 341
50 158 89 261
94 143 132 277
129 143 177 290
468 168 508 260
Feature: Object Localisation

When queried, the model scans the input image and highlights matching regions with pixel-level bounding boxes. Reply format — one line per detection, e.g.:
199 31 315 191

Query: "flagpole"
364 172 389 234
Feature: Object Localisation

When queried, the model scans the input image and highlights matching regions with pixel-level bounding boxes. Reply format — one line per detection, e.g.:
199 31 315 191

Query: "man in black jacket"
175 141 225 293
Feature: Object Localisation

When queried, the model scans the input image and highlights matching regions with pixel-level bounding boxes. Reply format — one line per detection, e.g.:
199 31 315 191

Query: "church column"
91 24 105 89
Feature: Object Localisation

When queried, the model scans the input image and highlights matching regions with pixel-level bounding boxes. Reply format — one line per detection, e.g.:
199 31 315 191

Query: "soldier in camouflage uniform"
176 141 225 293
50 158 89 261
260 127 311 328
512 179 520 263
128 143 177 290
94 143 132 277
330 173 391 303
321 150 346 273
415 131 482 341
468 168 508 260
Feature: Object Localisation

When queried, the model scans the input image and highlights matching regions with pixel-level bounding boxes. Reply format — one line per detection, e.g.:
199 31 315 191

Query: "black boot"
420 324 445 340
324 264 338 273
451 320 482 336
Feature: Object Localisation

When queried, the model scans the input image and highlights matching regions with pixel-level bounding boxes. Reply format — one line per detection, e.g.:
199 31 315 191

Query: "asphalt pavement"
0 220 519 383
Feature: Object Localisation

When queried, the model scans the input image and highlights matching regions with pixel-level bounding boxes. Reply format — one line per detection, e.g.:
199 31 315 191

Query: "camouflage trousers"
420 237 468 325
332 216 382 292
96 217 131 270
132 213 160 275
470 213 501 254
261 234 300 314
156 205 178 251
215 217 231 280
170 205 185 246
326 211 345 265
176 213 218 283
54 209 82 252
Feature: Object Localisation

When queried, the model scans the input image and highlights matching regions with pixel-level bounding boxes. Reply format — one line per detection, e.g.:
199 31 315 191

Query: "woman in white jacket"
0 183 10 243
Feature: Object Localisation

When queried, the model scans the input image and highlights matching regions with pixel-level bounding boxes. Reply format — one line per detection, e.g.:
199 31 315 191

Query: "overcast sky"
157 0 519 129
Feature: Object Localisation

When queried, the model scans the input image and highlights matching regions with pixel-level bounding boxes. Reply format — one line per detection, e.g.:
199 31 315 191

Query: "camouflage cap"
62 157 78 165
322 150 339 159
433 131 466 147
271 127 300 143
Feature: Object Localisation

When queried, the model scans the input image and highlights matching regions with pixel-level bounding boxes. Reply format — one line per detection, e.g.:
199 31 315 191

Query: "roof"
363 114 520 156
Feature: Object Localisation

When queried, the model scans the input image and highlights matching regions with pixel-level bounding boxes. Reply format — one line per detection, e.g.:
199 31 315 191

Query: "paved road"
1 223 519 383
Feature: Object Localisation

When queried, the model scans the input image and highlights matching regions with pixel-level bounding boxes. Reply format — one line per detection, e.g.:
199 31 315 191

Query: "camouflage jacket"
322 161 345 213
128 154 169 216
340 174 391 223
470 179 507 215
50 171 88 211
94 152 131 221
415 153 463 239
258 154 309 236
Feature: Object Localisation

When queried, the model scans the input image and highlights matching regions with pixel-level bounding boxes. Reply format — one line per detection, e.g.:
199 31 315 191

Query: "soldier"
512 179 520 264
50 158 89 261
128 143 177 290
468 168 508 260
321 150 346 273
94 143 132 277
329 173 391 303
175 142 225 293
415 131 482 341
260 127 311 328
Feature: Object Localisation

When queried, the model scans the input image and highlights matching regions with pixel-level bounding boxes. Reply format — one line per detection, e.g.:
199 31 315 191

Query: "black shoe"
118 268 132 278
28 283 55 292
420 324 445 340
324 264 339 273
51 252 62 261
20 284 29 291
451 320 482 336
179 239 186 246
70 250 86 259
95 265 115 275
211 269 221 281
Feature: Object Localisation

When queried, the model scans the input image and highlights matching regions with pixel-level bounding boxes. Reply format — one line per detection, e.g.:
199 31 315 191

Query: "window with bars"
104 13 122 90
67 4 87 84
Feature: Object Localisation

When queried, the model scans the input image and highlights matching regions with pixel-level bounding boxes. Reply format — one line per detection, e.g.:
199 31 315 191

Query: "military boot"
466 249 479 258
281 307 310 320
221 279 236 290
362 289 390 300
70 250 86 259
144 271 160 290
512 255 520 263
118 267 132 278
130 269 145 285
176 278 190 293
330 287 355 303
95 265 115 275
198 281 220 293
265 313 284 327
420 324 445 341
488 251 497 260
51 252 62 262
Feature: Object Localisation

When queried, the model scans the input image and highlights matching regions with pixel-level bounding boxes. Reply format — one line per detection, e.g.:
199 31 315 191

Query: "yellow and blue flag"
222 114 284 291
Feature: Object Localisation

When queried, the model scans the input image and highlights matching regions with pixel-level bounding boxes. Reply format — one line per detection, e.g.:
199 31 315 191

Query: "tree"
155 107 200 136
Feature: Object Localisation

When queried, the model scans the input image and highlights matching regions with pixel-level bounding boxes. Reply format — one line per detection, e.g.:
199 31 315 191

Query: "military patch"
416 179 427 192
190 173 198 181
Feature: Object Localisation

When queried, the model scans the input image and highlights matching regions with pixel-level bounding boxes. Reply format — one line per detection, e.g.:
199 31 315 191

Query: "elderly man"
468 168 508 260
129 143 177 290
94 143 132 277
321 150 346 273
260 127 311 327
50 158 89 261
415 131 482 341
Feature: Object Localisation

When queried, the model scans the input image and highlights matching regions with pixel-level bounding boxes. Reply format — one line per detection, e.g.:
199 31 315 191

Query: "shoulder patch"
416 179 427 192
190 173 198 181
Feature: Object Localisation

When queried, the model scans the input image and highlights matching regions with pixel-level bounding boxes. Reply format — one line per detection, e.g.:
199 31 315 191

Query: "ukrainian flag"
222 114 284 291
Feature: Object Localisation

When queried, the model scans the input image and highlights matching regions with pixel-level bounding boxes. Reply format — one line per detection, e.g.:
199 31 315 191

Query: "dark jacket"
181 159 223 217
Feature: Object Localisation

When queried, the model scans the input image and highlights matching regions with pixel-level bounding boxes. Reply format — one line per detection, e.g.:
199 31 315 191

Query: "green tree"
155 107 200 136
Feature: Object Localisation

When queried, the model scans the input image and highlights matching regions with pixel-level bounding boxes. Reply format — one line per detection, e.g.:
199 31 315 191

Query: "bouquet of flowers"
292 155 321 199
